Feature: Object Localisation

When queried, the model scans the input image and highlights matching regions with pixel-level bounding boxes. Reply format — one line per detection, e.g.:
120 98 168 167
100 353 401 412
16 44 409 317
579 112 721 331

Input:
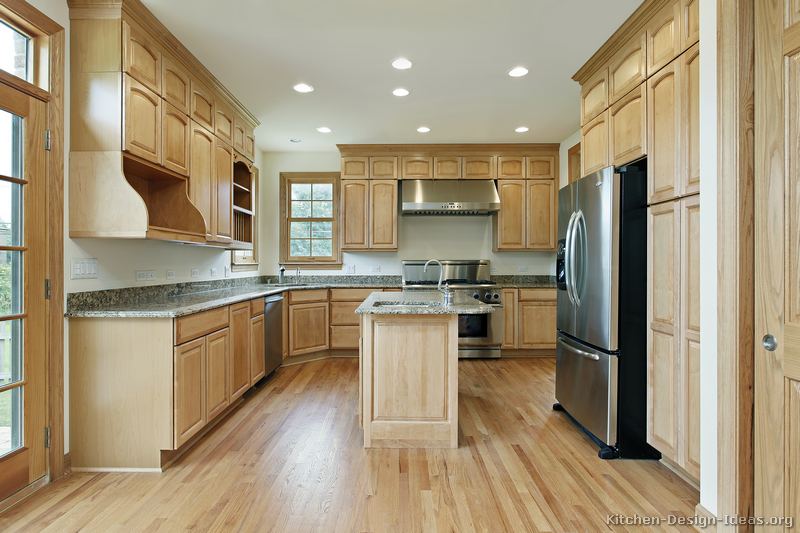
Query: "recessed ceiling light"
515 126 529 133
293 83 314 93
289 138 302 143
392 88 410 97
316 126 332 133
392 57 413 70
417 126 431 133
508 66 529 78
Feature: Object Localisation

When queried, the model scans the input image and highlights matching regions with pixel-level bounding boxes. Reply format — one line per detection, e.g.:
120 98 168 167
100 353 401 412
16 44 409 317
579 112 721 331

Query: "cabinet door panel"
369 180 398 249
162 103 191 176
330 301 360 326
526 180 555 250
609 31 647 104
580 67 608 126
123 75 161 165
609 83 646 166
123 20 161 94
680 0 700 51
330 325 359 349
250 315 265 384
647 63 680 204
518 301 556 349
581 111 609 176
401 156 433 179
462 156 496 179
174 338 206 448
215 98 235 145
230 303 251 400
527 156 556 180
647 0 680 74
648 201 680 330
190 122 215 238
681 195 700 479
341 180 369 249
341 157 369 179
206 328 230 421
214 140 234 242
647 328 679 459
289 302 329 356
233 113 246 154
501 289 518 349
495 180 526 250
190 78 215 133
433 157 462 179
162 53 190 114
369 157 398 180
681 45 700 196
497 157 525 179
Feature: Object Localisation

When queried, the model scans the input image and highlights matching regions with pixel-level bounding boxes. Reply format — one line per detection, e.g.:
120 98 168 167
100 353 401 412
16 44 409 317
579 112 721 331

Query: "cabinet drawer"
250 298 264 317
519 288 556 302
175 306 229 345
329 288 376 301
330 325 359 349
288 289 329 304
330 301 361 326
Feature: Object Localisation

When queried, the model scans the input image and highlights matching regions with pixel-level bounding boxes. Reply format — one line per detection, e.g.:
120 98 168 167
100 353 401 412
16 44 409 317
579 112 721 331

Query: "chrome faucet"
278 266 286 284
424 259 454 305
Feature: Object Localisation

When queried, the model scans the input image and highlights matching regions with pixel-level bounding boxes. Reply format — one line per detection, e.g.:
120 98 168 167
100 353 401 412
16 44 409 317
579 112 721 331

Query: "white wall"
260 151 556 276
558 130 581 189
699 0 717 516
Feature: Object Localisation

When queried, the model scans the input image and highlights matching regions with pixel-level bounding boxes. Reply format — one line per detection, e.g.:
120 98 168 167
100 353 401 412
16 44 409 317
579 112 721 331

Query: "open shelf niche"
232 154 255 247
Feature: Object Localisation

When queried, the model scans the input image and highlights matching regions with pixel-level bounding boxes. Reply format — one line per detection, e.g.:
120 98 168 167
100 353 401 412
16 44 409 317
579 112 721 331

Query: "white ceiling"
141 0 641 152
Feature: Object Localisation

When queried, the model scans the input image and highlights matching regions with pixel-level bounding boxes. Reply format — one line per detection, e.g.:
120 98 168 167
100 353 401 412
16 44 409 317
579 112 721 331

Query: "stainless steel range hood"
401 180 501 215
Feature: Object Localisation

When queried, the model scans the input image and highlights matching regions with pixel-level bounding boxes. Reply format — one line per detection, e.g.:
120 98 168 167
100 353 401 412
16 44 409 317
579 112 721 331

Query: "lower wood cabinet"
288 290 330 356
205 328 230 422
250 314 265 384
501 288 519 349
174 337 206 448
518 290 557 350
230 302 251 400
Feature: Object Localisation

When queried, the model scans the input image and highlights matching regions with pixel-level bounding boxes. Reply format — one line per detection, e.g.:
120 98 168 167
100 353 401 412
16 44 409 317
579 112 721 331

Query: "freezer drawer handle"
558 337 600 361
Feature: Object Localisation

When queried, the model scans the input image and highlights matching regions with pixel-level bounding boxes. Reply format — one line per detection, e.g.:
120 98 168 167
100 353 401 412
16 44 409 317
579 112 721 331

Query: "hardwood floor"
0 358 698 532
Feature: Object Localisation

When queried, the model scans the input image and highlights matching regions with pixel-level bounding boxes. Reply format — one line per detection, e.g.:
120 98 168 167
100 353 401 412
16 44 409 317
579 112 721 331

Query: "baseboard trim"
693 503 717 532
71 467 162 473
659 456 700 491
0 476 49 514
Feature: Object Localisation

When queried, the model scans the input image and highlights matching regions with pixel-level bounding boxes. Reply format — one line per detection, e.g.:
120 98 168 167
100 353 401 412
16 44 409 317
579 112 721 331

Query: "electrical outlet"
371 265 382 274
345 264 356 275
135 270 156 282
71 258 98 280
210 267 218 277
166 270 176 281
191 268 200 278
224 265 230 278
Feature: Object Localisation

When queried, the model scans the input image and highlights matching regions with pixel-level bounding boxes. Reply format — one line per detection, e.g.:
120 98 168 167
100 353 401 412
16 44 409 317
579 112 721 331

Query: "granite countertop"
356 290 496 315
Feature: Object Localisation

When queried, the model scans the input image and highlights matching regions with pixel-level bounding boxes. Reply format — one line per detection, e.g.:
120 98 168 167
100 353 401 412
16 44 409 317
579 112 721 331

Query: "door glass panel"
0 109 23 178
0 251 22 316
0 21 29 82
0 319 22 387
0 386 22 457
0 181 23 246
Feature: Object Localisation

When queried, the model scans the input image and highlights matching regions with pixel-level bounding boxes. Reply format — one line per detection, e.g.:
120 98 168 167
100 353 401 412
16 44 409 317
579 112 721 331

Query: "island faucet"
424 259 454 305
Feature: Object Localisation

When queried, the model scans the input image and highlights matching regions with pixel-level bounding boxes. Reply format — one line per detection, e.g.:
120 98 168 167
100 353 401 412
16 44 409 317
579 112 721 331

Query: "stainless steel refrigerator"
554 163 659 460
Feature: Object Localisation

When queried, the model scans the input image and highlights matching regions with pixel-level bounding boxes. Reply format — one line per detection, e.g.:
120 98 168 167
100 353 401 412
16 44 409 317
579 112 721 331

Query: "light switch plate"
345 264 356 275
371 265 382 274
71 258 98 280
191 268 200 278
210 267 218 277
135 270 156 282
166 270 176 281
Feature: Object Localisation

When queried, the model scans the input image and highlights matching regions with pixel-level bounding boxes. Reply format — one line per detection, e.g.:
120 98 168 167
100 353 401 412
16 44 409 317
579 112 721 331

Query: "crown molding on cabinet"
337 143 560 157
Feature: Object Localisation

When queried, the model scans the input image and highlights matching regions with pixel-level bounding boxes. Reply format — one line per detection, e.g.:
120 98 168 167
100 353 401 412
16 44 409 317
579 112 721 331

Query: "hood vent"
401 180 501 216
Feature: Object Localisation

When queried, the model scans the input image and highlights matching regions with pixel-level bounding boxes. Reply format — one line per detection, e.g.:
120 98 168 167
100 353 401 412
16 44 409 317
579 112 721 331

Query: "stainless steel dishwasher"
264 294 283 376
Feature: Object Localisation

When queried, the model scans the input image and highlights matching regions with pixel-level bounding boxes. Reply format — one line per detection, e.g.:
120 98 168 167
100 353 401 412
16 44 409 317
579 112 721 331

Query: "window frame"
279 172 341 268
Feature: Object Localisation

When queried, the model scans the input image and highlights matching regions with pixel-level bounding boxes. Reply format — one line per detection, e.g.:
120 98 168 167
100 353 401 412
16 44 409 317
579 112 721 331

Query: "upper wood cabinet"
495 180 526 250
647 61 680 204
162 103 191 176
341 180 369 249
580 67 608 125
123 20 161 94
214 98 235 145
205 328 230 422
526 180 555 250
161 53 190 114
233 113 256 161
498 157 525 179
369 180 398 249
174 337 206 448
341 157 369 179
434 156 462 179
680 0 699 51
527 156 556 180
190 121 215 238
123 75 161 165
608 31 647 104
229 302 251 401
462 156 496 180
214 139 234 242
370 157 398 180
401 156 433 179
681 44 700 196
190 78 215 133
581 110 609 176
647 0 681 75
609 83 646 166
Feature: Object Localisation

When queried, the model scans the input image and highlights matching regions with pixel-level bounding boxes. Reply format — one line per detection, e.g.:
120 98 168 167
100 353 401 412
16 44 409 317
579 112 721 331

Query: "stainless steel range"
401 260 503 359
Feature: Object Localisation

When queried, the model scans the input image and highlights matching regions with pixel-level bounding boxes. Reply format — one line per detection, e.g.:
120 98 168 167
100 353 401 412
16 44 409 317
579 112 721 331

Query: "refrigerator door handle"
557 336 600 361
570 210 583 307
564 211 577 305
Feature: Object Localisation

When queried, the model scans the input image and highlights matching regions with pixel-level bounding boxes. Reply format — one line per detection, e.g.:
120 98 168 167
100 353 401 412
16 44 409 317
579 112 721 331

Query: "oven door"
457 306 502 358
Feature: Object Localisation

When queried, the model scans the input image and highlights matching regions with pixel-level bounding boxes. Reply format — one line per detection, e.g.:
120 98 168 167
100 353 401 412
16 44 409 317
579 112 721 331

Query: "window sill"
280 262 343 270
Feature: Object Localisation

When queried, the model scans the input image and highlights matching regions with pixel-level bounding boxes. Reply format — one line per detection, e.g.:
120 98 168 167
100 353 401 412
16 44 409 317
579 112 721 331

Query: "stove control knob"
472 292 481 300
492 293 501 301
484 293 493 302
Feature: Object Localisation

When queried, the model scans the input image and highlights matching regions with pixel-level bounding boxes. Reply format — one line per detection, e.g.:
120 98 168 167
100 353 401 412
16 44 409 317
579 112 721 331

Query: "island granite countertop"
356 290 496 315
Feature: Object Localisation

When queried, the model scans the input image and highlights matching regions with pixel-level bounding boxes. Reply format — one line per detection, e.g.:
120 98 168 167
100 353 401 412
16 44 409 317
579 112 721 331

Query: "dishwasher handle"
265 295 284 304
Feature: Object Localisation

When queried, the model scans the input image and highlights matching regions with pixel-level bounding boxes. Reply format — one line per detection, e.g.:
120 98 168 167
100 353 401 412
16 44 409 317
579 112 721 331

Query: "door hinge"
44 426 50 449
44 279 51 300
44 129 51 151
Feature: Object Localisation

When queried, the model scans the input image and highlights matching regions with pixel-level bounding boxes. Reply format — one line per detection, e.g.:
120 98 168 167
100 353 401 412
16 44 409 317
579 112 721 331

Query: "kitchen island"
356 291 495 448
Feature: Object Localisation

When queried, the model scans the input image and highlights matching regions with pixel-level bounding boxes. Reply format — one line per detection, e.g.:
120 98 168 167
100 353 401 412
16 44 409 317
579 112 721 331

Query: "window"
280 173 340 266
0 20 30 82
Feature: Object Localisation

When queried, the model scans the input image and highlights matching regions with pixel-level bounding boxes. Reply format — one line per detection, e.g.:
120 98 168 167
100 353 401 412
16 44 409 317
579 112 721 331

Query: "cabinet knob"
762 334 778 352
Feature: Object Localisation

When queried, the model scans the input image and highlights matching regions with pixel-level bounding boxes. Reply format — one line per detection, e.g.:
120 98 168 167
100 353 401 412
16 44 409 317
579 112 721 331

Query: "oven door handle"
558 337 600 361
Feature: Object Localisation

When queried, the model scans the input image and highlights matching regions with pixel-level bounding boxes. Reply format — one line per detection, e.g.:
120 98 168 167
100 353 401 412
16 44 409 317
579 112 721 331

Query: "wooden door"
161 53 190 114
190 121 215 238
680 44 700 196
190 78 215 133
518 301 557 349
214 98 235 145
526 156 556 180
341 180 369 249
289 302 329 356
680 195 700 479
205 328 230 421
433 157 462 179
250 314 265 384
526 180 555 250
122 20 161 94
580 67 608 125
609 83 646 166
754 3 800 521
608 31 647 104
341 157 368 179
495 180 526 250
501 289 518 349
214 140 233 242
646 0 680 74
401 156 433 179
647 62 680 204
369 180 397 249
162 103 190 176
646 200 680 461
462 156 496 179
229 303 251 401
174 338 206 448
0 84 48 500
123 75 161 165
580 111 609 176
369 157 398 180
497 157 525 179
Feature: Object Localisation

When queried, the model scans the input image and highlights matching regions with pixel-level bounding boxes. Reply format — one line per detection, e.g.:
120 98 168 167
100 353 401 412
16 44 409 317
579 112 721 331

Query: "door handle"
570 210 584 307
565 212 577 305
558 337 600 360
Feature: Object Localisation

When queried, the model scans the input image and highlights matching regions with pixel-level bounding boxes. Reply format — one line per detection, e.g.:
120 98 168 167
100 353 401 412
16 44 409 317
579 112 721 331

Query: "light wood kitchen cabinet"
518 289 557 349
369 180 398 249
609 83 646 166
501 289 518 349
190 121 215 238
341 180 369 249
330 301 361 326
123 20 161 94
229 302 251 401
369 157 398 180
123 75 162 165
233 113 256 161
581 111 609 176
162 103 191 176
580 67 608 125
526 180 556 250
289 301 329 356
608 30 647 105
330 288 375 350
527 156 556 180
647 62 680 204
647 0 681 75
190 78 215 133
205 328 230 422
250 314 265 384
680 0 699 51
497 157 526 179
401 156 433 179
434 156 462 179
174 337 206 448
214 139 234 242
214 98 235 145
341 157 369 179
161 53 190 114
462 156 496 180
681 44 700 196
495 180 526 250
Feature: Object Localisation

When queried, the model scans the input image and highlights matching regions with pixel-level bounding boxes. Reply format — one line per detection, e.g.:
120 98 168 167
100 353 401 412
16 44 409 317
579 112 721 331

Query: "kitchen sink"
372 301 435 308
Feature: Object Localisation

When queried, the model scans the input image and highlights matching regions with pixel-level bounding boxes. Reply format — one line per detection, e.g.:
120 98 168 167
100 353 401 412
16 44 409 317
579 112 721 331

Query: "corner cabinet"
288 290 330 357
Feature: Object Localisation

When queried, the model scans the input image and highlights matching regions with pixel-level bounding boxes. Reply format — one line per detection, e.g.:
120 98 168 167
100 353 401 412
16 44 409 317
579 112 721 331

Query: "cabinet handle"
762 334 778 352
